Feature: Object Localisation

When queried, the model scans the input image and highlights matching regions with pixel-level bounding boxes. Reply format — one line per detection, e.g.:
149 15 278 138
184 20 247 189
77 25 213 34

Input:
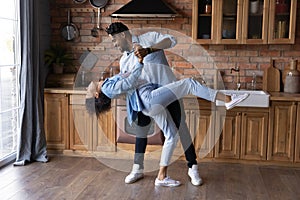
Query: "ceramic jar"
284 59 300 93
250 0 259 14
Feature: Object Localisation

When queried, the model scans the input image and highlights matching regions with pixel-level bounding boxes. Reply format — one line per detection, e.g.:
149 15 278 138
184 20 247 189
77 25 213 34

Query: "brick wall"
49 0 300 90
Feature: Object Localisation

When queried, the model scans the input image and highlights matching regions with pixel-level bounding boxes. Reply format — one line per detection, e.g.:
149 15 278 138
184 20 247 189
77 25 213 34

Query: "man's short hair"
105 22 129 35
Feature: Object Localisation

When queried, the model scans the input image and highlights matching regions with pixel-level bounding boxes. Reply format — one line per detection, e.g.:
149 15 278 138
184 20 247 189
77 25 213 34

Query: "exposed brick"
48 0 300 88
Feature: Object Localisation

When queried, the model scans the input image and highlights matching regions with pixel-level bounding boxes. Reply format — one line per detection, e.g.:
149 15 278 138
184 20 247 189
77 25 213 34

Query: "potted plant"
44 44 72 74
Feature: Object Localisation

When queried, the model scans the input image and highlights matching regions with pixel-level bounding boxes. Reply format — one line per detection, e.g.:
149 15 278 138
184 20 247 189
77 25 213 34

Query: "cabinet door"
190 109 215 158
242 0 269 44
44 93 69 151
192 0 218 44
240 112 268 160
217 0 243 44
69 105 93 151
268 0 297 44
294 103 300 163
93 107 116 152
215 110 241 159
268 101 296 162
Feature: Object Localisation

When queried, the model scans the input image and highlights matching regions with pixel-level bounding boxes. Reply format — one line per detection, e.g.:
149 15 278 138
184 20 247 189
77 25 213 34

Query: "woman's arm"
101 62 144 98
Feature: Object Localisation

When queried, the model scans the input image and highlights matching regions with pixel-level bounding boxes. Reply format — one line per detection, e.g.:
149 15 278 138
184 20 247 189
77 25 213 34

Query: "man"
105 22 202 186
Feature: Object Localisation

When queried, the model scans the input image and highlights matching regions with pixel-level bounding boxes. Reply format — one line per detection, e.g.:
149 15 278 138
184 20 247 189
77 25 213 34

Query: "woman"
86 56 249 187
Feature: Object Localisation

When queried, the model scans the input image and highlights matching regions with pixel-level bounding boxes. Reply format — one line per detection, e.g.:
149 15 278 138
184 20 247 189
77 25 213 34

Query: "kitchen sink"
216 90 270 108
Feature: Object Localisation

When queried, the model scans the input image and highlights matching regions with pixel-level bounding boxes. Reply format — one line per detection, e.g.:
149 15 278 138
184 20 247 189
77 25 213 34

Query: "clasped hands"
133 44 148 64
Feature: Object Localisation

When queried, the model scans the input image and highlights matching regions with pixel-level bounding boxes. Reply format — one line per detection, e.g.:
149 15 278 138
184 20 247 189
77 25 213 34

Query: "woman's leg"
141 78 219 116
150 111 181 187
150 111 179 167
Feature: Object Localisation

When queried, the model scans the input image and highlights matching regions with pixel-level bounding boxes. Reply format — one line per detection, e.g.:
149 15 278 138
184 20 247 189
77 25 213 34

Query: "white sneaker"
225 93 249 110
125 164 144 184
188 164 203 186
154 176 181 187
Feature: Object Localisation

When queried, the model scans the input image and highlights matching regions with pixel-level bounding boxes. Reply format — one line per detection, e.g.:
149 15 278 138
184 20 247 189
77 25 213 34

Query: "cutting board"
263 60 281 92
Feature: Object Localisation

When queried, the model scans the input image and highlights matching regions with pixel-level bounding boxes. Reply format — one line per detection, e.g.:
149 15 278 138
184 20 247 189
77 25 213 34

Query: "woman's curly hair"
85 92 111 117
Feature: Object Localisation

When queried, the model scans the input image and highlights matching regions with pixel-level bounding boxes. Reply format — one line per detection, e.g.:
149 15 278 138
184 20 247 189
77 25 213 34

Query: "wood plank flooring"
0 155 300 200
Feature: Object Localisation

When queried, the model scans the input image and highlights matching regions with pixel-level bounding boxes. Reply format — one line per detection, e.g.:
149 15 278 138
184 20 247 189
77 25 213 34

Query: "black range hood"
110 0 179 19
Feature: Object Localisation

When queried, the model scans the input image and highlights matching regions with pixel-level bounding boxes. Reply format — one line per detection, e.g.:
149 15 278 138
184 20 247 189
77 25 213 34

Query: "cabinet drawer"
69 94 86 105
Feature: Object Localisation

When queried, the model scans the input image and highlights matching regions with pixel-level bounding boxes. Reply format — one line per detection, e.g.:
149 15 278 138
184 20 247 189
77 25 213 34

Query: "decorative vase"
283 59 300 93
53 63 64 74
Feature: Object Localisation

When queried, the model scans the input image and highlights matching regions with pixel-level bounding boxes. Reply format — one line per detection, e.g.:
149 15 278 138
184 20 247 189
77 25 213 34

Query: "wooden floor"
1 155 300 200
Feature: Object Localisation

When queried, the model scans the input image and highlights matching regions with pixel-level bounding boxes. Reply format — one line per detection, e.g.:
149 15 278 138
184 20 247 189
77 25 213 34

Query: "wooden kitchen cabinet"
44 91 116 153
192 0 297 44
190 109 215 158
268 101 297 162
294 102 300 163
215 108 268 160
268 0 297 44
44 93 69 151
240 111 268 160
93 107 116 152
183 98 215 159
215 110 240 159
69 105 93 151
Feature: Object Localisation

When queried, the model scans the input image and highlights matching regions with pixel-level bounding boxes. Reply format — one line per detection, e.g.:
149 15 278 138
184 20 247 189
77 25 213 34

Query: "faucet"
230 66 241 90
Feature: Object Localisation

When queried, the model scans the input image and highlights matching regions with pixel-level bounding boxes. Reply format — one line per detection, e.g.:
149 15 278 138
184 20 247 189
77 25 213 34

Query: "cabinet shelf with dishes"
192 0 297 44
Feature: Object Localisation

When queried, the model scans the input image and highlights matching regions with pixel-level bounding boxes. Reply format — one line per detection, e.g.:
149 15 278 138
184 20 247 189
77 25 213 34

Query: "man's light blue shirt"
119 31 178 124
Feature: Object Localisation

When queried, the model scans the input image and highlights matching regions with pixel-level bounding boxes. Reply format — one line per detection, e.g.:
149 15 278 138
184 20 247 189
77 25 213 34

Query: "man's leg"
166 99 203 186
166 100 197 167
125 112 151 184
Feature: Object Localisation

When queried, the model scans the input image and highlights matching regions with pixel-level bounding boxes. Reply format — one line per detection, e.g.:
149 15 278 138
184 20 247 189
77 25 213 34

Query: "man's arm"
134 34 176 60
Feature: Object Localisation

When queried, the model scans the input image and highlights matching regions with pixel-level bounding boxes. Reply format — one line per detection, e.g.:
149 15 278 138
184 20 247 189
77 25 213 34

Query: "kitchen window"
0 0 20 166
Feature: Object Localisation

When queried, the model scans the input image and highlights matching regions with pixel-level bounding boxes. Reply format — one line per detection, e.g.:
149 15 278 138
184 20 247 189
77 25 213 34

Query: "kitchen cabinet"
192 0 297 44
44 93 69 151
69 95 93 151
184 98 215 159
268 0 297 44
295 102 300 163
44 89 300 166
268 101 296 162
215 108 268 160
93 107 116 152
44 90 115 154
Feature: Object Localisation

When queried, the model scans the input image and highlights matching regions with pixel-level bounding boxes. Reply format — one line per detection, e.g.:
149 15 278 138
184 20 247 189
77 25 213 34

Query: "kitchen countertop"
269 92 300 101
44 87 86 95
44 87 300 102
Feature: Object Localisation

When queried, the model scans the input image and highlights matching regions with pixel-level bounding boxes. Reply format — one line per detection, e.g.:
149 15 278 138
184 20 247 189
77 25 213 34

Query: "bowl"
222 30 235 39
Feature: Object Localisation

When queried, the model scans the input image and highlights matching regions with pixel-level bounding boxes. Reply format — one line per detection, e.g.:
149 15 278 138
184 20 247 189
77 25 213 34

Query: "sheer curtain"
14 0 49 166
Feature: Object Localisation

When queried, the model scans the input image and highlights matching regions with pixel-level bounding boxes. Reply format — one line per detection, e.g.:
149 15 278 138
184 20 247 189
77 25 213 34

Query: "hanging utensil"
91 9 99 37
89 0 108 31
73 0 87 4
61 9 79 41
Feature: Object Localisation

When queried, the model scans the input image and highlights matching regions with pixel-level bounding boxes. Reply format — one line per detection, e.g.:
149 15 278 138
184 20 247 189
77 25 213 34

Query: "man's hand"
134 47 148 60
133 44 145 63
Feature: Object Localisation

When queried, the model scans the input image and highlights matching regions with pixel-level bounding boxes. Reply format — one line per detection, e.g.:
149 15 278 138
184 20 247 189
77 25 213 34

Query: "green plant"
44 44 72 67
